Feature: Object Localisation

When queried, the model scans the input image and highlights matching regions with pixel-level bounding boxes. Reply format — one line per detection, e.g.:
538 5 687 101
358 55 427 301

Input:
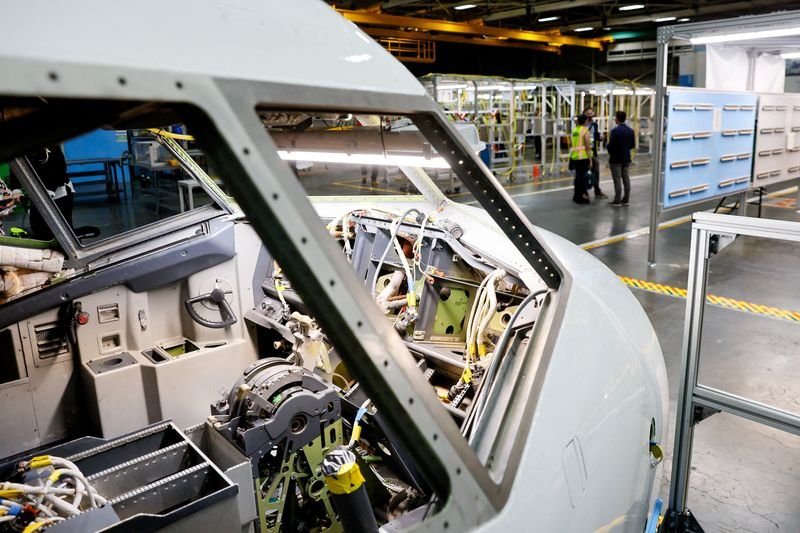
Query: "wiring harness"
0 455 106 532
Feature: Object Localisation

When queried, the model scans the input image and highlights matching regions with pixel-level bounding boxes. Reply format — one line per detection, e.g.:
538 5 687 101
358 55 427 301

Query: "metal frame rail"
666 212 800 532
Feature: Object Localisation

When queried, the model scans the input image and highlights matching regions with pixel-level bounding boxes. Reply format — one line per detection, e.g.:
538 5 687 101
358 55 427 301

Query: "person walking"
570 114 592 204
606 111 636 207
583 107 608 199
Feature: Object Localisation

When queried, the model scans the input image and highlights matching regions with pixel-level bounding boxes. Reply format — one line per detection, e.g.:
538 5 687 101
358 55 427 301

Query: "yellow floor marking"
330 181 397 194
447 174 574 199
582 187 798 251
581 215 693 251
618 275 800 323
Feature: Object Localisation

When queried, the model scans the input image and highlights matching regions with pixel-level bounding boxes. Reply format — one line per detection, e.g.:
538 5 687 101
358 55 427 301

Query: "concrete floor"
41 154 800 532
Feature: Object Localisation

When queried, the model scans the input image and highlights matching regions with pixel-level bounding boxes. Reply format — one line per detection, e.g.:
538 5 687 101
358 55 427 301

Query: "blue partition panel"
663 88 757 209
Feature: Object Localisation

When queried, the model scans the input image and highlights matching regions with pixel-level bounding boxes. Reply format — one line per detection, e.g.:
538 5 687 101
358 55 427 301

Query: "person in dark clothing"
583 107 607 199
606 111 636 207
28 146 73 239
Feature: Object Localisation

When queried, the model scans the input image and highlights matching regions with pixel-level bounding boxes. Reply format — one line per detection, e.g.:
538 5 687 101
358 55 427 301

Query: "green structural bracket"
256 419 344 533
432 286 469 336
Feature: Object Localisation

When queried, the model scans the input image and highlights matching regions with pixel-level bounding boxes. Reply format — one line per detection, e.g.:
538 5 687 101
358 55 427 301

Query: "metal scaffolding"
421 74 576 180
576 82 655 154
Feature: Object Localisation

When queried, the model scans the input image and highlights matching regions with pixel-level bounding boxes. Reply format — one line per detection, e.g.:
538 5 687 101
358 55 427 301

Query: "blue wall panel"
663 88 757 209
63 129 126 161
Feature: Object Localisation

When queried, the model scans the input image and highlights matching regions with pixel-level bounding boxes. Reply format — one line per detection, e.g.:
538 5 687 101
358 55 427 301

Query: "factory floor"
40 154 800 532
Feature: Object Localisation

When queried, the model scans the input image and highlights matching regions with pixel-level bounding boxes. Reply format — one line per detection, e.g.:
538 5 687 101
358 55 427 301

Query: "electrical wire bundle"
0 455 106 532
446 269 505 404
465 268 506 362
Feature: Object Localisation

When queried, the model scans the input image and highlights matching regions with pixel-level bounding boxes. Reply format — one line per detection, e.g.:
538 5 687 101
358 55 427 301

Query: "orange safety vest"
570 126 589 160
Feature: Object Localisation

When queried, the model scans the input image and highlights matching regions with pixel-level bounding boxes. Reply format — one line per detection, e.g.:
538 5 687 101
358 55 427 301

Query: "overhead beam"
362 27 561 53
336 9 609 49
483 0 607 22
381 0 426 7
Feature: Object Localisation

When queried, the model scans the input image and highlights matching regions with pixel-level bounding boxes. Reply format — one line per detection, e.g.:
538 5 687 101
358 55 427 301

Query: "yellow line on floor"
581 186 798 251
618 275 800 323
331 181 396 194
448 174 574 198
581 214 692 251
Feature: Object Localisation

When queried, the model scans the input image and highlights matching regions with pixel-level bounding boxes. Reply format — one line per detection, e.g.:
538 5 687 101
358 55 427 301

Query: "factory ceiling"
329 1 800 43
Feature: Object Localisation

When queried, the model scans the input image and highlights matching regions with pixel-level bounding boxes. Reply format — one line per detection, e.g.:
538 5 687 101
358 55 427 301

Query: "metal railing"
667 211 800 530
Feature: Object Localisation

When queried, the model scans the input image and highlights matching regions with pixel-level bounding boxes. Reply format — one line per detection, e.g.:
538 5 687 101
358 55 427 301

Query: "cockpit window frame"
211 80 572 514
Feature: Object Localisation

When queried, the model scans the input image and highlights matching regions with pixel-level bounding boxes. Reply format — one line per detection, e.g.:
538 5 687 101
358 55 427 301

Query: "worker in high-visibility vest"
570 114 593 204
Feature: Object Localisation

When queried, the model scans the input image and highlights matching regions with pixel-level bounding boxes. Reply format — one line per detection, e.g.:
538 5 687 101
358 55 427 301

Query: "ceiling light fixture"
781 51 800 59
655 16 676 23
454 3 476 10
619 4 645 11
538 16 560 22
574 27 594 32
690 26 800 45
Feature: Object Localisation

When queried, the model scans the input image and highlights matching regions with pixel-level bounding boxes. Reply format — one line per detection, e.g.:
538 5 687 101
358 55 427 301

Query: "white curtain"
706 45 749 91
754 53 786 93
706 45 787 93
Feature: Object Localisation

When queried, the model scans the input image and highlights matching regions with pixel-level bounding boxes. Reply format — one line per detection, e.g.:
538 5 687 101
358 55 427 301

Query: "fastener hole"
301 237 307 244
118 77 127 86
329 280 335 287
408 398 414 405
272 193 279 200
357 320 363 328
48 72 59 81
243 147 250 155
175 81 184 89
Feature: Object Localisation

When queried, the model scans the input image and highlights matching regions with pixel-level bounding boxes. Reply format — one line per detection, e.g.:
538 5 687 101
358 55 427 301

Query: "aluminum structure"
648 10 800 264
667 212 800 530
421 74 576 179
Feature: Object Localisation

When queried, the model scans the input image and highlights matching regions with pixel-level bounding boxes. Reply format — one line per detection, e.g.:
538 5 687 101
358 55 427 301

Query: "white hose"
43 493 80 516
376 270 405 313
476 271 504 348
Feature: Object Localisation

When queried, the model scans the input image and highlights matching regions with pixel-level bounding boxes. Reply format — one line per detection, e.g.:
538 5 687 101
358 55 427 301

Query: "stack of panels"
663 88 757 209
753 94 800 187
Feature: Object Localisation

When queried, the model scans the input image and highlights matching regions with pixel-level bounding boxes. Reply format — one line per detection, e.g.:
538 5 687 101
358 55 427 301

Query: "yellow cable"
145 128 195 141
23 520 60 533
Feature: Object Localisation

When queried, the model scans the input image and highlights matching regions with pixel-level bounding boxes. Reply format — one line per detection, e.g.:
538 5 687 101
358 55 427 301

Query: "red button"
76 312 90 325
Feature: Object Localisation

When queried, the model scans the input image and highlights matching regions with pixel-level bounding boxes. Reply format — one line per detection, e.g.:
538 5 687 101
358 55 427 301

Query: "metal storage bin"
0 421 240 532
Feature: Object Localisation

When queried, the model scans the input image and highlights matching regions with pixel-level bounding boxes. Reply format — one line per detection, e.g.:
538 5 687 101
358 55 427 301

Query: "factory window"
257 110 482 201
